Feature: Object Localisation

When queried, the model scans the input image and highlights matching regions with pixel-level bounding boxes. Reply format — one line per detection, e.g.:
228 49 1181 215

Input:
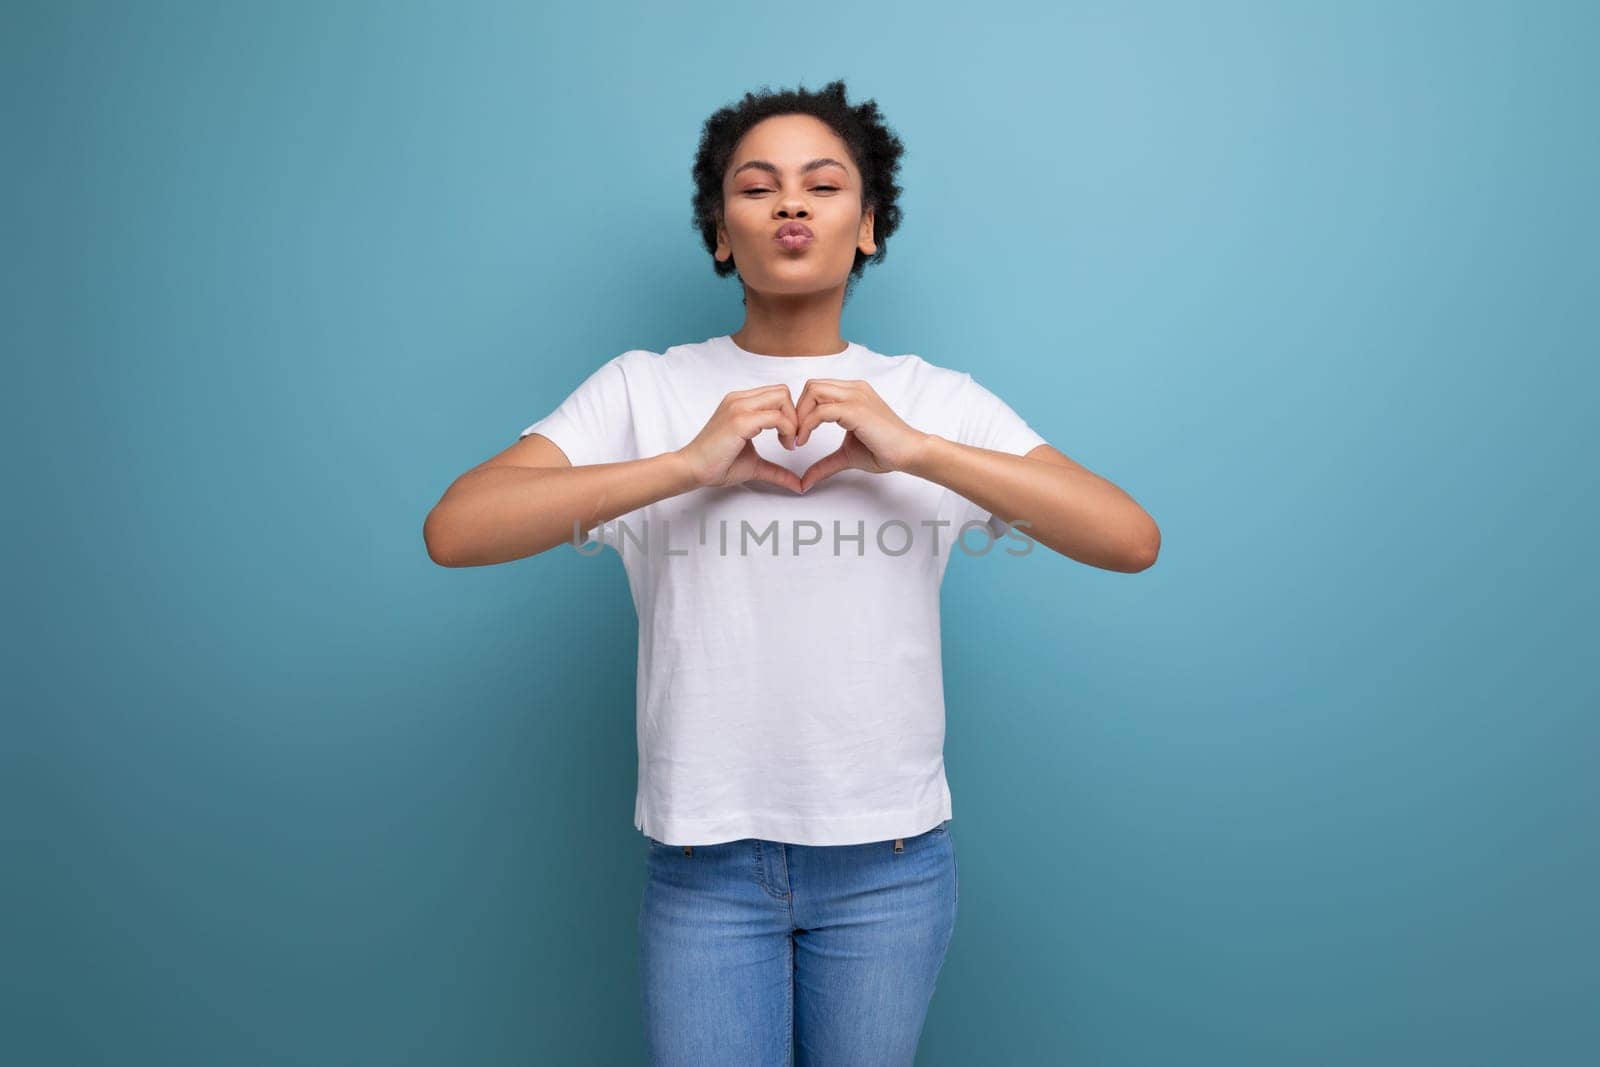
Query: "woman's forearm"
905 434 1160 573
425 451 700 567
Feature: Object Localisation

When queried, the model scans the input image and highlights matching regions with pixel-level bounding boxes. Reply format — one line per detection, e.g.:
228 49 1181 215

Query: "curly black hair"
690 79 906 301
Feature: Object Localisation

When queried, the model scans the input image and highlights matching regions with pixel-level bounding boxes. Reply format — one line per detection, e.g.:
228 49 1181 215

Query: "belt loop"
683 845 692 856
893 838 904 853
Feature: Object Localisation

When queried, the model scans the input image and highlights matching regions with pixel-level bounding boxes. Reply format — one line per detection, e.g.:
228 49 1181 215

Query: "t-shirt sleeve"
518 354 636 468
954 373 1049 539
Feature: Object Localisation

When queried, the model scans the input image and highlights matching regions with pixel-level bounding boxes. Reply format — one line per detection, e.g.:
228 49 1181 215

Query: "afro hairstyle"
690 79 906 301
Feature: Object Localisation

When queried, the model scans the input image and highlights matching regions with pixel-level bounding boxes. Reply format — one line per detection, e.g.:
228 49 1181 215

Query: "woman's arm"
906 437 1161 573
787 377 1159 573
423 433 699 567
425 384 805 567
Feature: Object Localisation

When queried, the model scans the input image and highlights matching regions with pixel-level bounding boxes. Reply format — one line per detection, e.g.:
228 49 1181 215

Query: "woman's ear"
858 207 877 256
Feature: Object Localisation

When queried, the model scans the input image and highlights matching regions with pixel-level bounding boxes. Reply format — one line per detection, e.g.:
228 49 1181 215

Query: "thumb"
746 456 804 494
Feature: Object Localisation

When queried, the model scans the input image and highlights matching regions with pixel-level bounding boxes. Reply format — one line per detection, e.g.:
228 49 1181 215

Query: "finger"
774 392 798 450
799 445 852 493
795 379 861 405
792 380 841 444
748 456 804 494
730 387 798 449
795 400 849 448
737 407 799 444
726 383 798 403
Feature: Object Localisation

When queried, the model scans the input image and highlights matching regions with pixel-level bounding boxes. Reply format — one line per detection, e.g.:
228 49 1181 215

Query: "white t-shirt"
519 333 1048 846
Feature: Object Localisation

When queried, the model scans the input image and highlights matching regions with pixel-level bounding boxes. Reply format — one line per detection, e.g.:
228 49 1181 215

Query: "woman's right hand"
676 385 804 493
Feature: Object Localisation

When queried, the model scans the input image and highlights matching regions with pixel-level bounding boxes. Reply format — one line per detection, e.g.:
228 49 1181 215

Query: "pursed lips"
774 222 814 249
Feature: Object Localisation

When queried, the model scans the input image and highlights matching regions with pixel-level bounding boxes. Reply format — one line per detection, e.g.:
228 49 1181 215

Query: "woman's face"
715 114 877 296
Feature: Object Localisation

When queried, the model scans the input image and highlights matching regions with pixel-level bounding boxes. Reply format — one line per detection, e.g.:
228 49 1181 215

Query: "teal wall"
6 1 1595 1063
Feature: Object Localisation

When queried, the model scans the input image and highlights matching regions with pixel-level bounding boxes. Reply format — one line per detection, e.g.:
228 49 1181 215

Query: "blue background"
6 1 1596 1063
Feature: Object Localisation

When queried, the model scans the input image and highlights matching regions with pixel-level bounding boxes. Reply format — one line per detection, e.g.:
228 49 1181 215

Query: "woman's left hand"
792 379 929 493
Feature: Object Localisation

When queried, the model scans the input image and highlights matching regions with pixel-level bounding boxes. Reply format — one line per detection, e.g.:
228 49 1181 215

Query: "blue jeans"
637 819 959 1066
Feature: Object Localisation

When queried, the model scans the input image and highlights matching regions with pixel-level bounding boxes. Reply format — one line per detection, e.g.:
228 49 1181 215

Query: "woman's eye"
742 186 839 195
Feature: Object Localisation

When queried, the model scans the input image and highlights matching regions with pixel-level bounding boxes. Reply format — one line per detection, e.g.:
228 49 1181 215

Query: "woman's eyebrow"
730 158 850 181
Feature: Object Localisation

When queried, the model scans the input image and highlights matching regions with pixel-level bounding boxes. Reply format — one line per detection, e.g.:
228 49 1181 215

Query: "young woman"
425 80 1160 1066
